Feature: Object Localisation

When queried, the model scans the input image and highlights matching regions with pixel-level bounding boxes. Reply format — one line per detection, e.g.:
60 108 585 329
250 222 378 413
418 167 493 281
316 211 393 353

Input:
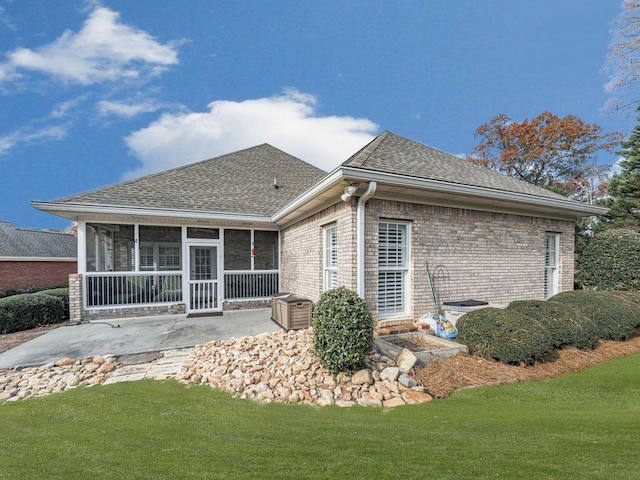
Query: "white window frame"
139 242 182 272
544 232 560 299
323 224 338 292
378 221 411 318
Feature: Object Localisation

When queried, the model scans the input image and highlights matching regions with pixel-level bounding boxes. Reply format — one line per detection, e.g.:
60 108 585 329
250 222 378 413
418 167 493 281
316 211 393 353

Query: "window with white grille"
378 222 410 317
139 243 181 271
323 224 338 291
544 233 559 299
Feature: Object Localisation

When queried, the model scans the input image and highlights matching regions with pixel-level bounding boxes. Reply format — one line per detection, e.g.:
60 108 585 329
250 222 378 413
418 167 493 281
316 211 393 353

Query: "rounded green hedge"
550 290 640 341
507 300 599 350
456 307 554 365
312 287 374 375
38 287 70 319
0 293 65 334
577 229 640 291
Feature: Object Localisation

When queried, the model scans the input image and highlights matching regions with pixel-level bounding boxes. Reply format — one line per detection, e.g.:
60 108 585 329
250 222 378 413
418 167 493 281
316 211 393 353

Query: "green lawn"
2 355 639 480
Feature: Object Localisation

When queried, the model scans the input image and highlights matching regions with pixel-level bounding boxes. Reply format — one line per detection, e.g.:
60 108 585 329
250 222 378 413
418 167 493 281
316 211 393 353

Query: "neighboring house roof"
41 145 327 220
0 221 77 259
341 131 570 202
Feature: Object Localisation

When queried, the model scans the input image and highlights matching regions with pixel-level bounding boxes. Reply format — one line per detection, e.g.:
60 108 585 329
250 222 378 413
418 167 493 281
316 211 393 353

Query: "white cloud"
97 99 161 118
608 156 625 178
0 125 68 156
50 95 89 118
0 6 181 85
0 6 16 31
123 89 378 178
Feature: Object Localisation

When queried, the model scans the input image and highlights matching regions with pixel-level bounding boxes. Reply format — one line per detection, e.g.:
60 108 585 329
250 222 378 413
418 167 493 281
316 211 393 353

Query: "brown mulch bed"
413 331 640 399
0 324 61 354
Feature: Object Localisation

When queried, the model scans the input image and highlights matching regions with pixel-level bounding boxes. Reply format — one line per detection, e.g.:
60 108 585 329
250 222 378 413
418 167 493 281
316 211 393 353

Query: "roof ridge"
15 227 72 236
341 130 389 167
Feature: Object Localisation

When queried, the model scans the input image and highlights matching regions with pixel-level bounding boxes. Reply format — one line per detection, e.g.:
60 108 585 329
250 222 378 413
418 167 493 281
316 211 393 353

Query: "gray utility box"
272 294 313 330
442 299 489 326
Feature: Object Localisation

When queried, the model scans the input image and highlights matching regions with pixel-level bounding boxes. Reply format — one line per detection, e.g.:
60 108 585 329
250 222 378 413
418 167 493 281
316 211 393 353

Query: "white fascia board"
339 167 609 217
271 168 345 222
31 201 273 224
0 257 77 262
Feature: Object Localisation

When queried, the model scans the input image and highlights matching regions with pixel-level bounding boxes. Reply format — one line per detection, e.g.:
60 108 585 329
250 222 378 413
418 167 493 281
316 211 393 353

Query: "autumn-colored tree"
603 0 640 113
470 111 621 201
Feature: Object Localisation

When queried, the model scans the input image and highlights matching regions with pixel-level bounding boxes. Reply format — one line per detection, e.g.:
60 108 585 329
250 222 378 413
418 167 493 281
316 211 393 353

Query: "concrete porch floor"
0 308 281 369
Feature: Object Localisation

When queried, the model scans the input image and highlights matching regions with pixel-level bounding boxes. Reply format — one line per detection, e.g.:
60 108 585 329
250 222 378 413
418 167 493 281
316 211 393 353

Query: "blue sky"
0 0 632 230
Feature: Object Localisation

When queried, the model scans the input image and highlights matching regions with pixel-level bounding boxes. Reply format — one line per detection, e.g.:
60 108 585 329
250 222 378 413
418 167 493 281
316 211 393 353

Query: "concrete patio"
0 308 280 369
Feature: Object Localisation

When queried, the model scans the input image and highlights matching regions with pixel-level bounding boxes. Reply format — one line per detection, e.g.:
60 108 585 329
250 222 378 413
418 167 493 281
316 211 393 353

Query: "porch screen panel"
378 222 409 317
253 230 278 270
86 223 133 272
224 229 251 270
138 226 182 272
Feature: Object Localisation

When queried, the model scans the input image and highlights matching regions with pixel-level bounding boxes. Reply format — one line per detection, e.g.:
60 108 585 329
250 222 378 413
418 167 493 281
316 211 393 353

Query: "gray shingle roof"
342 131 571 201
0 221 77 258
52 144 328 217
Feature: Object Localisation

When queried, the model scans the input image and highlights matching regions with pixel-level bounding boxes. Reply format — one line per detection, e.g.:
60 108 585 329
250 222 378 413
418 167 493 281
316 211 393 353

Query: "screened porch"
82 223 280 313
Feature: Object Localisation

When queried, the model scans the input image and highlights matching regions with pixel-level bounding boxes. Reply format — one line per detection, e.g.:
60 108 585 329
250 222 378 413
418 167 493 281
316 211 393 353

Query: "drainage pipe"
356 181 377 298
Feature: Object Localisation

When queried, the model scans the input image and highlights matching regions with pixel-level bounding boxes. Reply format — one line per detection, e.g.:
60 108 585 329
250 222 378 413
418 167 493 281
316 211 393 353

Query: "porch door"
188 245 221 313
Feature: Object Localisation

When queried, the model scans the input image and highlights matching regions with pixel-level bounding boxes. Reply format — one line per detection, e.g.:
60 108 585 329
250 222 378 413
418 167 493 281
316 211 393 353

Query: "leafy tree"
470 112 621 200
604 107 640 229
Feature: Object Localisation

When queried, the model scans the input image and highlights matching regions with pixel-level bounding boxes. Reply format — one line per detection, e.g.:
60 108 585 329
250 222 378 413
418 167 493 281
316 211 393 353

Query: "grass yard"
1 354 639 480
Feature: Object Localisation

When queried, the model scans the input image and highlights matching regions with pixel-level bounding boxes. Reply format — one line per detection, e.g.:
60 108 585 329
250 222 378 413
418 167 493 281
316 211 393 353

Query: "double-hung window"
378 222 410 317
323 224 338 291
544 233 559 299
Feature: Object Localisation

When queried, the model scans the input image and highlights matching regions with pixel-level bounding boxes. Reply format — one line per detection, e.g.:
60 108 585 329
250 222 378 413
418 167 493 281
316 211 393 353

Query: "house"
0 221 77 291
32 131 606 329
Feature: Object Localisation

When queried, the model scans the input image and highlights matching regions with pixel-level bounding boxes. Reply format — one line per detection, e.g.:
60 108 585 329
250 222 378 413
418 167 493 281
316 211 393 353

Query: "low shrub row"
0 288 70 334
0 285 67 299
457 290 640 365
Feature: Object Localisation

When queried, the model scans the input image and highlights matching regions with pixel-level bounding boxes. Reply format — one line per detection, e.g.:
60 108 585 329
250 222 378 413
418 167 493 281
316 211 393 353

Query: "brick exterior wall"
281 201 357 302
281 198 575 328
364 199 575 325
0 260 77 291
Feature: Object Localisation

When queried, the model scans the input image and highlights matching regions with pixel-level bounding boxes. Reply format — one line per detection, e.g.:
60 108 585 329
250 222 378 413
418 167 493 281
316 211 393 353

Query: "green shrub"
0 291 5 299
457 308 554 365
4 288 26 297
39 288 70 319
312 287 374 375
507 300 599 350
577 229 640 291
550 290 640 341
0 293 65 334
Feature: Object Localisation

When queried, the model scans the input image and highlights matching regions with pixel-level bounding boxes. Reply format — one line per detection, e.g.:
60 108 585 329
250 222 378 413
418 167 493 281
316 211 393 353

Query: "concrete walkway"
0 308 280 369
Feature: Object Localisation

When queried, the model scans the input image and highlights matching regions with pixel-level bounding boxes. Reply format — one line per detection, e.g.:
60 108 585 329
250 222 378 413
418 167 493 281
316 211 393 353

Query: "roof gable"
51 144 327 217
341 131 570 201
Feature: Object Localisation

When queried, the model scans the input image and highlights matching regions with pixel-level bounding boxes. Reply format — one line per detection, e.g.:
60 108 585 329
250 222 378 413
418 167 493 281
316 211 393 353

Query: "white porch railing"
85 272 183 308
223 270 279 300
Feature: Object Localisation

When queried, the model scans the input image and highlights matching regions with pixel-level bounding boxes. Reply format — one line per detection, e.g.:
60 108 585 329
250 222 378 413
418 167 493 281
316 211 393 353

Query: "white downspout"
356 181 377 298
